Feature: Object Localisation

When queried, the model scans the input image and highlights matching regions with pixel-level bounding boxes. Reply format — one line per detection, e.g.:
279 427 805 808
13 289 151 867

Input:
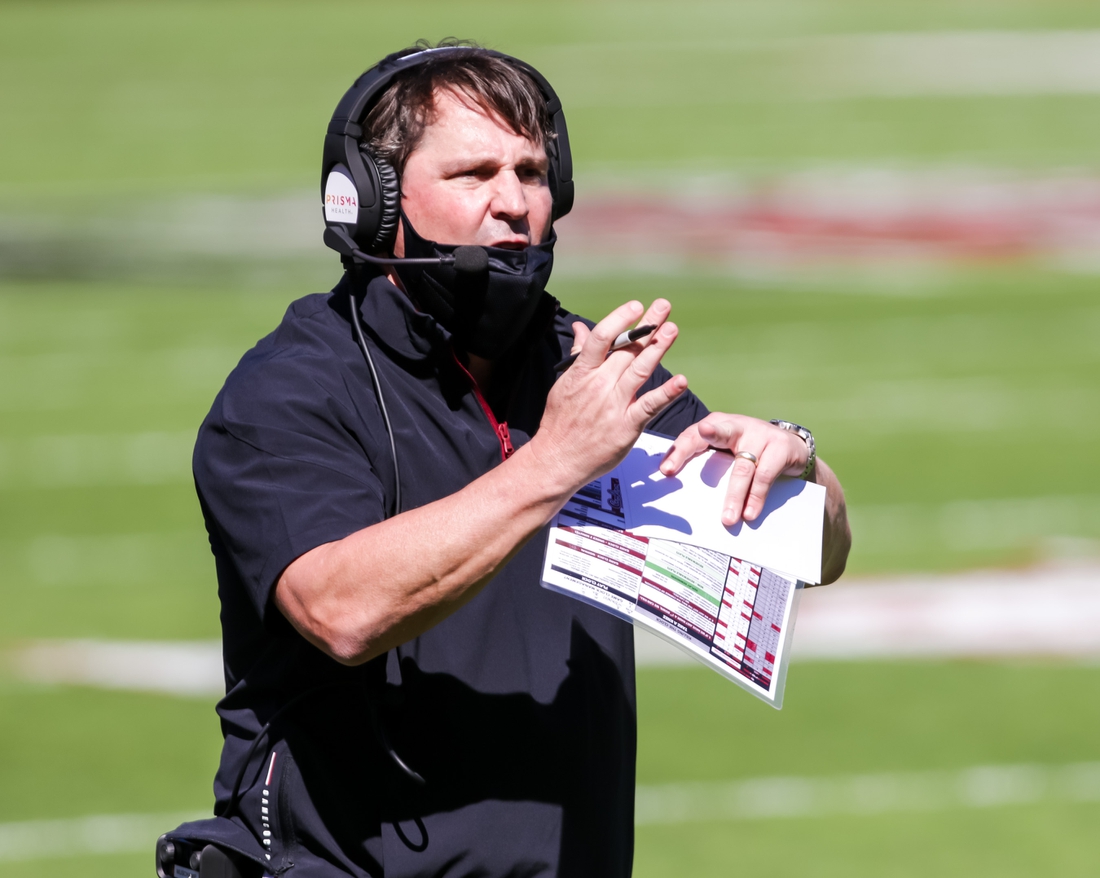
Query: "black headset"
320 46 574 260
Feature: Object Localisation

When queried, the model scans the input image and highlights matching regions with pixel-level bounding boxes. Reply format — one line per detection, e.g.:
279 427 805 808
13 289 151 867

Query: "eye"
455 165 494 181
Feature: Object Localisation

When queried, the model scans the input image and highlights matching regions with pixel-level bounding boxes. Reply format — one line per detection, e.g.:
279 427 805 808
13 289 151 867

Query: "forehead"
415 88 546 161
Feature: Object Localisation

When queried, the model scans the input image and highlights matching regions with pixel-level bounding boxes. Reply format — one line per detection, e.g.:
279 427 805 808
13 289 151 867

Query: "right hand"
533 298 687 491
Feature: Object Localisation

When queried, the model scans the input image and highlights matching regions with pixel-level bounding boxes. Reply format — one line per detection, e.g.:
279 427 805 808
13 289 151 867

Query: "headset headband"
321 47 574 257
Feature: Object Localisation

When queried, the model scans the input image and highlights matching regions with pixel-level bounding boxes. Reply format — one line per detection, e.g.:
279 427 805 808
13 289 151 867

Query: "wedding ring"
734 451 758 465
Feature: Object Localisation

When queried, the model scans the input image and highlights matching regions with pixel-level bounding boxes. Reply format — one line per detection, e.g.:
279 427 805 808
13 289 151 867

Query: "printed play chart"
542 432 826 707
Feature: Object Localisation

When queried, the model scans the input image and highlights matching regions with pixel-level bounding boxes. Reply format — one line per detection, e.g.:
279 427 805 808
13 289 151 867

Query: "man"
165 42 850 878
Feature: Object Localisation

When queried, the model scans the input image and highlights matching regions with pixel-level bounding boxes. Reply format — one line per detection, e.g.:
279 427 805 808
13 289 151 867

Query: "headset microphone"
323 226 490 273
451 245 490 274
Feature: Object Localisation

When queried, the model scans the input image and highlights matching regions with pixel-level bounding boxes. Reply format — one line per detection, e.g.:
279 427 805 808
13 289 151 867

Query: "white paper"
540 468 805 708
617 432 827 584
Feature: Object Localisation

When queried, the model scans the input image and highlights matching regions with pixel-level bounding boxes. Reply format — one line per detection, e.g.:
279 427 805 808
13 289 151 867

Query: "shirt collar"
336 270 452 364
335 269 561 375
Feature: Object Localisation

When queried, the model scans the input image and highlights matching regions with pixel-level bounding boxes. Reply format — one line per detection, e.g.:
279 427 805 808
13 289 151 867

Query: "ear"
392 214 406 259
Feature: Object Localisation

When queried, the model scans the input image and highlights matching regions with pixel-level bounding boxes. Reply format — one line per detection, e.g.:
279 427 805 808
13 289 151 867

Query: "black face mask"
394 212 556 360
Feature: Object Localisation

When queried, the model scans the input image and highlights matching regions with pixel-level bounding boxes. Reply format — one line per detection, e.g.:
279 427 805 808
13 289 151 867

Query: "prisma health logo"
324 170 359 223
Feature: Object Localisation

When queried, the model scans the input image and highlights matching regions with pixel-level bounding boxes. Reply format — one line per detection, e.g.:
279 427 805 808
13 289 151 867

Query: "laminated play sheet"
542 432 824 708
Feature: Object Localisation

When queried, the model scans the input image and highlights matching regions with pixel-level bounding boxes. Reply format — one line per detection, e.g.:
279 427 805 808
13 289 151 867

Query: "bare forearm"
811 457 851 585
275 440 573 665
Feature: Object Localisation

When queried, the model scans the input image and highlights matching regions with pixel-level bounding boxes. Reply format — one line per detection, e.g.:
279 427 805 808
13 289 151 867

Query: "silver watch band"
770 419 816 480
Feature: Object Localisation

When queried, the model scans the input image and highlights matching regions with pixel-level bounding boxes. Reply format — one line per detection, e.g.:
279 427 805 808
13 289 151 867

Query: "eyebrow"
441 151 549 173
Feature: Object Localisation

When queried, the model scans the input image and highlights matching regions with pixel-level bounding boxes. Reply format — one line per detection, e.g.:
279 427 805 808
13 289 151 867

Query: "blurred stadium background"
2 1 1100 875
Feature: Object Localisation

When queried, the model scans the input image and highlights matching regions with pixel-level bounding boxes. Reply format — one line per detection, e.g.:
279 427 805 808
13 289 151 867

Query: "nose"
490 170 529 222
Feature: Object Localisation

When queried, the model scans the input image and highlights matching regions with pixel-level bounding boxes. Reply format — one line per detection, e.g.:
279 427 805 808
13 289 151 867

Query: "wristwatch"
770 420 816 480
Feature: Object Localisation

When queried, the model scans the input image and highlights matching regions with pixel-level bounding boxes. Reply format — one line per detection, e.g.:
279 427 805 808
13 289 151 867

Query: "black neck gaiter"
394 213 556 360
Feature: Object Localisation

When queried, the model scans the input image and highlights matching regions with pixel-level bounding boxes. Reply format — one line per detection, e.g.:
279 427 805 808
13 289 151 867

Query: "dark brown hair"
363 39 555 177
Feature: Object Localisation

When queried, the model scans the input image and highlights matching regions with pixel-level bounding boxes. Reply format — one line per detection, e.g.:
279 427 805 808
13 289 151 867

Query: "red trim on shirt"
450 350 515 461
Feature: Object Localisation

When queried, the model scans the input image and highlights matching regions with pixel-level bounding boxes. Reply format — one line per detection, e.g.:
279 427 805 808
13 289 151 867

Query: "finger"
614 320 678 391
740 444 784 522
637 298 672 337
570 321 589 356
605 297 672 372
602 299 670 377
721 454 760 527
660 421 711 476
573 301 644 372
629 373 688 429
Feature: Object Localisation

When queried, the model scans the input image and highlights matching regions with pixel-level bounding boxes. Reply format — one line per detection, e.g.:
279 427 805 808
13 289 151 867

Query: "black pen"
553 324 659 372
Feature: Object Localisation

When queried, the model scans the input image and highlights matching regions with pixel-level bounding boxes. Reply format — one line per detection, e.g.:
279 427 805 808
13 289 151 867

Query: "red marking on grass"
556 175 1100 268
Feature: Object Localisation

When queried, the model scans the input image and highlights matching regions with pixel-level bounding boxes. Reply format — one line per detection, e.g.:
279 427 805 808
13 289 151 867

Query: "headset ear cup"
363 151 400 253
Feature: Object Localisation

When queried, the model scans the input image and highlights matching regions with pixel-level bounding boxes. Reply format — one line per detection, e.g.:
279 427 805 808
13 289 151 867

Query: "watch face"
772 420 809 439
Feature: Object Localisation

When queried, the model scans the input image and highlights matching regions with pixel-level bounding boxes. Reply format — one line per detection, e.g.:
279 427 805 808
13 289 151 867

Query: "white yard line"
0 811 203 863
10 640 224 697
541 32 1100 100
791 562 1100 661
636 561 1100 666
805 31 1100 98
4 761 1098 860
8 562 1100 695
635 762 1100 825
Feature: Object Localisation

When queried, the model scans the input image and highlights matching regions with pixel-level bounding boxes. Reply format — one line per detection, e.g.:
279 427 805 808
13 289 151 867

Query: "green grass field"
2 0 1100 875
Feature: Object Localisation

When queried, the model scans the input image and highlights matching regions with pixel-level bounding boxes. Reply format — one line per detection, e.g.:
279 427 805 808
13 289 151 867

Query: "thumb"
571 321 590 355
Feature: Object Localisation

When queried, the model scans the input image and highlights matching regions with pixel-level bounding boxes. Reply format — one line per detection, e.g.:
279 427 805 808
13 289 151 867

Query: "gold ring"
734 451 758 465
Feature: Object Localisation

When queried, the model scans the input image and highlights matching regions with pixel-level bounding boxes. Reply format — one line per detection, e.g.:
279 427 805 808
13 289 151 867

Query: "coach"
166 42 850 878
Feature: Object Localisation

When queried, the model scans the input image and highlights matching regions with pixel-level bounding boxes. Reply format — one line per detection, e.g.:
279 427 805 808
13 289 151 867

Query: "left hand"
660 413 811 526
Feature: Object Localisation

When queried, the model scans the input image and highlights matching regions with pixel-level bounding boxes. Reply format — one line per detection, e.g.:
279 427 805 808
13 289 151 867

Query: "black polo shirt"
172 272 708 877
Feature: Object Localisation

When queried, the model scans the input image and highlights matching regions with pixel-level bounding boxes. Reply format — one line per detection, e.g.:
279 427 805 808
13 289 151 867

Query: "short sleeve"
194 355 388 623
